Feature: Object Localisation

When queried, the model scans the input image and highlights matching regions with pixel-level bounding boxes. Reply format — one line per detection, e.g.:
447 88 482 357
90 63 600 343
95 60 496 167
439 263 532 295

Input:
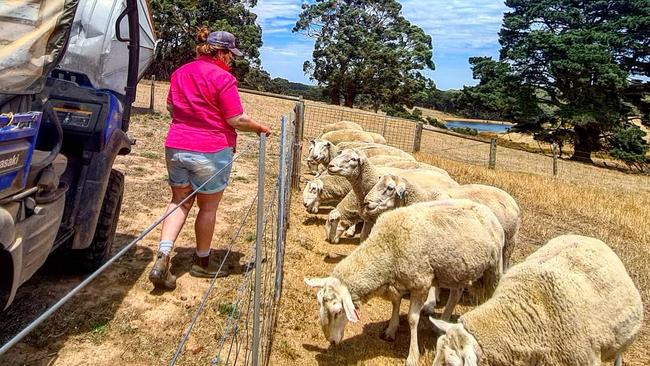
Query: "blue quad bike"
0 0 157 309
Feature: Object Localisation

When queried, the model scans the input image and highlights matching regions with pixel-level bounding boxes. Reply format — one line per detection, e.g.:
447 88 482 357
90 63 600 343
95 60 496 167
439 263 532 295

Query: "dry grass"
270 148 650 365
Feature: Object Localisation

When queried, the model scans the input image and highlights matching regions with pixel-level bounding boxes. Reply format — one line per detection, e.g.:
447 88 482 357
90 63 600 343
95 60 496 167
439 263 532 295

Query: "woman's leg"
160 185 196 243
190 191 225 278
149 185 195 289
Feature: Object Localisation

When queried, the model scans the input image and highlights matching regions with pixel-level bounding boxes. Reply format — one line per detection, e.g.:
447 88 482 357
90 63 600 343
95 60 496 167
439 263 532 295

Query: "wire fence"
134 79 618 192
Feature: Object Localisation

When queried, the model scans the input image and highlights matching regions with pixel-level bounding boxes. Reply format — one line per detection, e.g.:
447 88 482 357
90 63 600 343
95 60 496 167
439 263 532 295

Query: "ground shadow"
146 247 248 296
0 232 150 366
304 315 440 366
303 216 327 226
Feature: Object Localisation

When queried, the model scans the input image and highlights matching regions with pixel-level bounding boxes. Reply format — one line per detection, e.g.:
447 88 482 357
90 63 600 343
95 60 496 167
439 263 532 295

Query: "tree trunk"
330 87 341 106
344 89 356 108
571 124 597 163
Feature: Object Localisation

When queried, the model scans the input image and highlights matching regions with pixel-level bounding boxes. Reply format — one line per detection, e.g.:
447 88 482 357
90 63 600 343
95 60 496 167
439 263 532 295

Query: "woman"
149 28 271 289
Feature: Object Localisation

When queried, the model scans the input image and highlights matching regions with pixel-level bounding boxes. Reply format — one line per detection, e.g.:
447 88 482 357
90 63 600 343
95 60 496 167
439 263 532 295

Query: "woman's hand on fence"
257 124 272 137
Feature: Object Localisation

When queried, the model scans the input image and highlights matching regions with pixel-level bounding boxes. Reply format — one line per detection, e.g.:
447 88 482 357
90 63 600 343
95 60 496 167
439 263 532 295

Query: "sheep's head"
328 148 366 177
308 139 334 165
303 179 323 214
430 318 481 366
363 174 407 218
304 277 359 345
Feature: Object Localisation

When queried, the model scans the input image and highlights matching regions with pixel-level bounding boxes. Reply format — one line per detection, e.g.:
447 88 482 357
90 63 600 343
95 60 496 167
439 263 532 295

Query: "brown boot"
149 252 177 289
190 253 229 278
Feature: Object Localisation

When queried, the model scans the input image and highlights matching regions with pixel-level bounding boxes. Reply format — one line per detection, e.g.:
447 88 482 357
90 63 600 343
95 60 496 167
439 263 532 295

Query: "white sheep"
328 148 458 240
363 176 519 270
366 131 387 144
320 129 376 145
302 155 415 215
320 120 363 135
430 234 644 366
306 199 504 366
303 173 351 214
324 193 362 243
307 140 412 177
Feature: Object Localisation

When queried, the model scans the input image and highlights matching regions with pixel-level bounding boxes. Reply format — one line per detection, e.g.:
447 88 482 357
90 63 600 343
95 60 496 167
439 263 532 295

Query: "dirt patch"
0 92 295 366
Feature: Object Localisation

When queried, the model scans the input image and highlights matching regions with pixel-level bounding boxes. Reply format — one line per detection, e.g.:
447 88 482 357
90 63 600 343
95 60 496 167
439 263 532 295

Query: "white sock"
196 248 211 258
159 240 173 256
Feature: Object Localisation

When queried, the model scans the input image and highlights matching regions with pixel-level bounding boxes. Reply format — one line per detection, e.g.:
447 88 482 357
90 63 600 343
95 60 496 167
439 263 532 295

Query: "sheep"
306 199 504 366
363 176 519 270
320 120 363 135
320 129 376 145
307 140 412 177
380 160 450 178
328 148 458 241
303 173 351 214
302 155 416 215
366 132 387 144
324 193 362 243
430 234 643 366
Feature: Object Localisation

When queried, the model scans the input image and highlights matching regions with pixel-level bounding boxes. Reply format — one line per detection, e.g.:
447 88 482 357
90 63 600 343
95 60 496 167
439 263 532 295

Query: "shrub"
609 127 649 172
425 116 448 129
451 126 479 136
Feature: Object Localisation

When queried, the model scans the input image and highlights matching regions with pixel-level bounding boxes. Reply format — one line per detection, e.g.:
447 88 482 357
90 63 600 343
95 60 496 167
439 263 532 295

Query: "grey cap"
207 31 243 57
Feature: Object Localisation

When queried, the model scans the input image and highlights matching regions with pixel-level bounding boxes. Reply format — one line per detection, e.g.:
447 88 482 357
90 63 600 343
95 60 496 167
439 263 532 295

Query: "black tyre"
75 169 124 272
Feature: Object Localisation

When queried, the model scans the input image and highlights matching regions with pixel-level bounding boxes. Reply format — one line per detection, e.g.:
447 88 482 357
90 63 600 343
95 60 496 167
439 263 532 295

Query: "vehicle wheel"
75 169 124 272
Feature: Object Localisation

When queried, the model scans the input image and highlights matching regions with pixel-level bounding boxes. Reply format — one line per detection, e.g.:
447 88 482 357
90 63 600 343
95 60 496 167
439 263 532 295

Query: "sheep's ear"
429 317 453 333
304 277 328 288
396 181 407 199
326 141 332 147
339 286 360 322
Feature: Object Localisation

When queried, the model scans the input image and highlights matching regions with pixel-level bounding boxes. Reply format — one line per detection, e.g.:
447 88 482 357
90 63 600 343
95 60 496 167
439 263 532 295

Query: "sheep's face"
328 149 365 177
308 139 333 165
430 318 480 366
303 180 323 214
363 174 406 218
305 277 360 345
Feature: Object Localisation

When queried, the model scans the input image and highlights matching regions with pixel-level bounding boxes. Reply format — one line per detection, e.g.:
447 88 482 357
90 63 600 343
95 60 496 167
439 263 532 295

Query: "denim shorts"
165 147 234 194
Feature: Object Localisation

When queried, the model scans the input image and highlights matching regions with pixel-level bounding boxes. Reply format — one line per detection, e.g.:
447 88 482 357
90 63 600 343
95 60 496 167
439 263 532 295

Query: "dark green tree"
294 0 434 108
499 0 650 162
149 0 266 86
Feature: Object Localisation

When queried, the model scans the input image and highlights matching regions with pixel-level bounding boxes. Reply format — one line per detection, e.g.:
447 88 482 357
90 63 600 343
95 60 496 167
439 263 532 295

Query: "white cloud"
253 0 509 87
400 0 507 57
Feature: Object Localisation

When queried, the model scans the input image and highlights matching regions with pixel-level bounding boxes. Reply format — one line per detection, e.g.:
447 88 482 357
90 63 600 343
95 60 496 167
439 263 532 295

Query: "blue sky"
255 0 508 90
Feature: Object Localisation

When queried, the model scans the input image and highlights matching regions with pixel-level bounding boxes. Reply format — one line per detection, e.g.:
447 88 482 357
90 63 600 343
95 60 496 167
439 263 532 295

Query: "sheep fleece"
460 234 643 366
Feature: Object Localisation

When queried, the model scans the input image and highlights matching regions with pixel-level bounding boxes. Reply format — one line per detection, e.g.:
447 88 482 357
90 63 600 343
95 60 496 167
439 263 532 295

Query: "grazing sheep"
307 140 411 177
324 193 362 243
380 161 450 177
303 155 415 215
303 173 351 214
306 199 504 366
431 234 643 366
364 176 519 269
366 132 387 144
320 120 363 135
328 148 458 240
320 129 375 145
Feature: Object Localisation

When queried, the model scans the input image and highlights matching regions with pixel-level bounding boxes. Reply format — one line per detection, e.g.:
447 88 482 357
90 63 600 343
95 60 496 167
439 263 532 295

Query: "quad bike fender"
71 129 131 250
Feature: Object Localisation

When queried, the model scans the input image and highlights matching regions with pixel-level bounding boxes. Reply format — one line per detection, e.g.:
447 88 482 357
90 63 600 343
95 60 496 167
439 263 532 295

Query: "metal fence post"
275 116 287 302
252 134 266 366
381 116 388 137
552 142 559 176
290 98 305 191
149 75 155 111
489 138 497 169
413 122 423 153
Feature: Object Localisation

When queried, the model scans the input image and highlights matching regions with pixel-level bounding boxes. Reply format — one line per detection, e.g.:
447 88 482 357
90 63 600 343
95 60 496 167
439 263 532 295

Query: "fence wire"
167 114 296 366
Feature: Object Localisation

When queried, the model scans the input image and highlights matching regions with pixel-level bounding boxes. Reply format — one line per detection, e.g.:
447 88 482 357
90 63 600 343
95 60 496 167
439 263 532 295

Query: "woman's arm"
226 113 271 135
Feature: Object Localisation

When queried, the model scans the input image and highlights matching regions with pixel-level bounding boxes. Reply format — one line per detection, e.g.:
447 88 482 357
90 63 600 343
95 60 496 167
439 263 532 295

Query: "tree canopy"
497 0 650 162
148 0 265 86
294 0 434 109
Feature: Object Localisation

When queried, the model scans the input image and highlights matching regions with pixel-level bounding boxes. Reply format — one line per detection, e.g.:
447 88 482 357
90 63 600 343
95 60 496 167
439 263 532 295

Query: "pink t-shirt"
165 56 244 153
